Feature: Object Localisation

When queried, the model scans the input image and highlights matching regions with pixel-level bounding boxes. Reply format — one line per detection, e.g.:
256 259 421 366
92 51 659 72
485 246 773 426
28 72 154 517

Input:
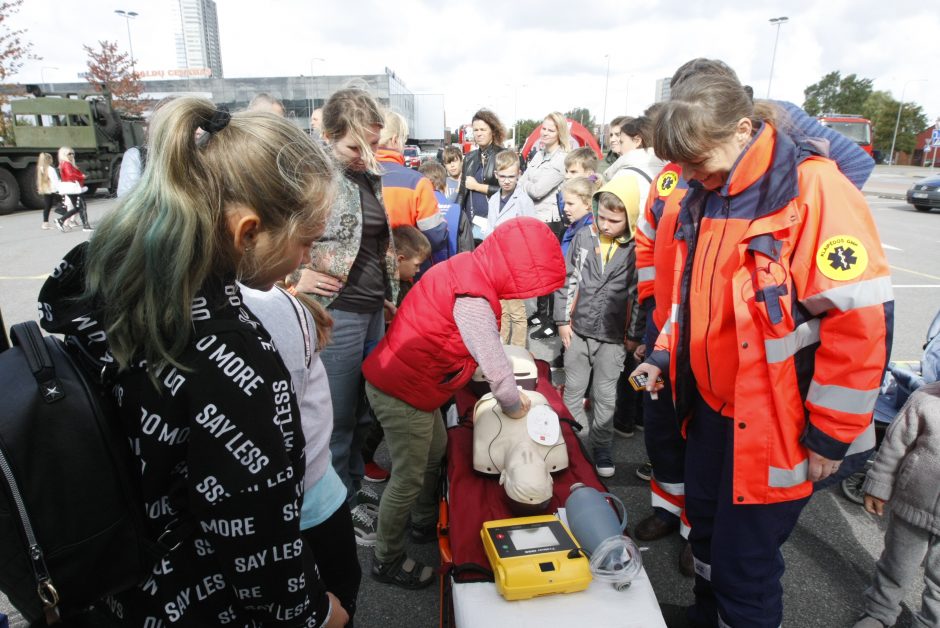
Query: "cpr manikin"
471 347 568 514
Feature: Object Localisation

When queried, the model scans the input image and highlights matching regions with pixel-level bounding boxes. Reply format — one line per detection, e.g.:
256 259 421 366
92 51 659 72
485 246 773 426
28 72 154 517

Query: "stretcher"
437 360 665 627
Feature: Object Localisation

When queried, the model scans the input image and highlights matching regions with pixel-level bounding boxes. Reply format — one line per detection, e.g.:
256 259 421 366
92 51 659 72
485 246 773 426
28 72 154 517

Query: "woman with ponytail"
38 98 348 627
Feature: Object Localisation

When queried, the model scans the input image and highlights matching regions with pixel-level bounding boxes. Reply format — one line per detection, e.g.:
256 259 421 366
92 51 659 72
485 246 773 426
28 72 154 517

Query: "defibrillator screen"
509 525 559 550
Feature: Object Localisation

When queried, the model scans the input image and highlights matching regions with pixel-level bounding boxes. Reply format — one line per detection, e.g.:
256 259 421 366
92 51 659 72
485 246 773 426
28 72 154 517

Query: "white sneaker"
41 222 51 230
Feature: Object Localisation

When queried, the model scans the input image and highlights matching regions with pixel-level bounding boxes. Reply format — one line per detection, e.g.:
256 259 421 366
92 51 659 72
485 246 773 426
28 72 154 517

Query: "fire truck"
816 114 874 156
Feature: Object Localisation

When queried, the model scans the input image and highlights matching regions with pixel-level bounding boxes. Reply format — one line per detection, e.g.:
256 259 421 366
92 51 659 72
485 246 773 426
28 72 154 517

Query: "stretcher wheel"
840 470 867 505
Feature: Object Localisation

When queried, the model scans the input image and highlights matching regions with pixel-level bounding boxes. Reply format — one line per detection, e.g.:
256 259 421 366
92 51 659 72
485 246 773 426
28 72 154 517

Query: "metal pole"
767 17 788 98
115 10 138 70
601 54 610 152
889 79 927 166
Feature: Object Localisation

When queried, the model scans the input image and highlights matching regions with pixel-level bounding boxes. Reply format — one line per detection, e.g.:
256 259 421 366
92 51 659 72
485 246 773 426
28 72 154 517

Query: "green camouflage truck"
0 86 145 215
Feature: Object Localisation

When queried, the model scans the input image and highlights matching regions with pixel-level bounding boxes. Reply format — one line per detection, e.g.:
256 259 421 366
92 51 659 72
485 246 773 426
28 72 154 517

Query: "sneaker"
350 504 377 547
356 484 382 515
54 217 67 232
527 313 543 327
614 422 635 438
529 323 557 340
594 448 615 478
635 461 653 482
41 222 51 230
372 553 435 589
364 461 390 483
82 225 94 232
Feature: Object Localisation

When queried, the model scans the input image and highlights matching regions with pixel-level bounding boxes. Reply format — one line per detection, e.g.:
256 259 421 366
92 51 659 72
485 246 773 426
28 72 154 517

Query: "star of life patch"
656 170 679 197
815 234 868 281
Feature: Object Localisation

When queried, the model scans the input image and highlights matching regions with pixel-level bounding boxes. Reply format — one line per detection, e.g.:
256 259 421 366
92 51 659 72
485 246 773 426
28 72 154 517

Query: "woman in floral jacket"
294 88 398 547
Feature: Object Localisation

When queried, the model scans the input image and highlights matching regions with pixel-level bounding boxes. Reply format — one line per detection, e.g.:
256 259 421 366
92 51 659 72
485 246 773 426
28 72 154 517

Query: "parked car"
907 175 940 212
403 145 422 169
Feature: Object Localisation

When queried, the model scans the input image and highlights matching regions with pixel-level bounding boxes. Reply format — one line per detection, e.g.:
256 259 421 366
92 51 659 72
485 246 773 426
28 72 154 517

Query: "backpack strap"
10 321 66 404
621 166 653 184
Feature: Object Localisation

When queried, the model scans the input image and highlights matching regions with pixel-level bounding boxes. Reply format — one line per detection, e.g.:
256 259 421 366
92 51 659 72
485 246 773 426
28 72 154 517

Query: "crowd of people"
31 56 940 628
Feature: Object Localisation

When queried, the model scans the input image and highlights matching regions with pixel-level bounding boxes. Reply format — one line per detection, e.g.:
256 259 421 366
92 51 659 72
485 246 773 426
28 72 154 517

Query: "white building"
654 77 671 103
175 0 224 79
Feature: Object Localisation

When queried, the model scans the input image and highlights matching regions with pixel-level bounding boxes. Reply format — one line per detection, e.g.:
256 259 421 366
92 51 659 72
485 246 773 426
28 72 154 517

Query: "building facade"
175 0 224 79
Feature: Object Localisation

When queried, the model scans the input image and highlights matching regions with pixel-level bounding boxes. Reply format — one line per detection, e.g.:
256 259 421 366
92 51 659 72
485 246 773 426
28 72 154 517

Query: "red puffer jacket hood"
471 217 565 299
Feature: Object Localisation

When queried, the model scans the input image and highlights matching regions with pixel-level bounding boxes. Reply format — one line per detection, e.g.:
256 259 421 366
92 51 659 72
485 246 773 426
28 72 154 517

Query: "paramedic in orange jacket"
632 72 893 627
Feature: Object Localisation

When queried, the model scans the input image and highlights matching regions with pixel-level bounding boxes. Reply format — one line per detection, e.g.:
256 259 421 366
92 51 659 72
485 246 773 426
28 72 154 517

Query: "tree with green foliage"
564 107 595 130
803 71 873 116
861 90 928 155
513 118 540 148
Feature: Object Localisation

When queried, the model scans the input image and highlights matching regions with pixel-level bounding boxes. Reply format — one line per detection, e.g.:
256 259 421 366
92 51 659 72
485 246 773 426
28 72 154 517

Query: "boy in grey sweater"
854 381 940 628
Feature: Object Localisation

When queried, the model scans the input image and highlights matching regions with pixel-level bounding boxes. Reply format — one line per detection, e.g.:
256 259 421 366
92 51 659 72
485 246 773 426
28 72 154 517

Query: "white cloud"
10 0 940 129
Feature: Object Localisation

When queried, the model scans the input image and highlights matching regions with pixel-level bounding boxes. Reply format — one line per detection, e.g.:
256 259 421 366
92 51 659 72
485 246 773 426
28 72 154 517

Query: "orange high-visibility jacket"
635 163 685 332
649 123 893 504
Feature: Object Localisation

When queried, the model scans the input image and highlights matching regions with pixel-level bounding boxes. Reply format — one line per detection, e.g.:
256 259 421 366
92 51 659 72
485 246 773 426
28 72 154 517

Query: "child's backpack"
0 320 180 623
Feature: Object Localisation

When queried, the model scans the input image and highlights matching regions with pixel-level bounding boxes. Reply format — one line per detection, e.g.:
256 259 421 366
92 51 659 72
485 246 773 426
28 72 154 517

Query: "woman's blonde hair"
85 97 336 371
654 71 779 164
322 87 385 172
379 110 409 150
36 152 54 194
543 112 572 152
561 176 601 206
57 146 74 164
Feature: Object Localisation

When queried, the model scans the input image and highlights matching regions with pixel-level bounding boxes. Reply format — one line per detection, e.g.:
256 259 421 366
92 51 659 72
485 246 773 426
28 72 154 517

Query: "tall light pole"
511 83 526 148
767 16 788 98
601 54 610 151
888 79 927 166
114 10 139 70
41 66 58 92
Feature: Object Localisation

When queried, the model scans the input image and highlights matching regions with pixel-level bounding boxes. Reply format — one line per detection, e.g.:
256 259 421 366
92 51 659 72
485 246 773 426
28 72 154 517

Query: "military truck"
0 85 145 215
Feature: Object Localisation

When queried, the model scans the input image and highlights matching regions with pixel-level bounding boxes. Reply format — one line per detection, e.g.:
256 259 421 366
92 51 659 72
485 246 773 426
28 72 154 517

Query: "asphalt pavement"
2 166 939 627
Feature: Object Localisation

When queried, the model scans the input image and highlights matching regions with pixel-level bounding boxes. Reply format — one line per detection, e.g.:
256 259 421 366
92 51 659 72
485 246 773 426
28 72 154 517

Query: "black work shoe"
527 313 543 327
634 513 679 541
614 422 635 438
372 554 435 589
530 323 557 340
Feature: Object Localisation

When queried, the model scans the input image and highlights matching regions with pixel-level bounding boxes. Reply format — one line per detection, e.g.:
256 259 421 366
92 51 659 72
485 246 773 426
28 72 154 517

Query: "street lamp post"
888 79 927 166
114 9 139 69
601 54 610 152
41 66 58 93
767 16 788 98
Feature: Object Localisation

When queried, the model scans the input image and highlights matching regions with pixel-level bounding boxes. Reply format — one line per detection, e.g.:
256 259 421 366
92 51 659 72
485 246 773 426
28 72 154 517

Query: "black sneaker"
350 504 377 547
635 461 653 482
530 323 557 340
614 422 635 438
527 313 543 327
54 217 67 232
356 484 381 516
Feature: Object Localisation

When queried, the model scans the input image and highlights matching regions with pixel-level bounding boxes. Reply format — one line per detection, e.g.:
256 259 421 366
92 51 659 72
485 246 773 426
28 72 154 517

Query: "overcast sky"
12 0 940 130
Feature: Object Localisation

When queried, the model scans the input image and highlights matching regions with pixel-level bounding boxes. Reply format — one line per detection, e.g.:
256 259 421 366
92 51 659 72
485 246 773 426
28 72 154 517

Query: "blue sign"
932 129 940 148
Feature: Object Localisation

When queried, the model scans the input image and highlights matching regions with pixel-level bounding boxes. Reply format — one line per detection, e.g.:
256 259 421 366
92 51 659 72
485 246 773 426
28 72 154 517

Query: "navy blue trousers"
685 399 810 628
641 307 685 524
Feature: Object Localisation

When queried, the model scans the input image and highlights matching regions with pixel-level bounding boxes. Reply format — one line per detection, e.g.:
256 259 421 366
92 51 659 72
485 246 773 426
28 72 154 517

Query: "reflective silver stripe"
846 421 877 455
807 382 880 415
638 266 656 282
669 303 679 322
651 492 682 517
416 213 443 231
803 276 893 315
637 215 656 241
693 557 711 581
661 320 673 336
655 479 685 496
769 459 808 488
764 319 821 363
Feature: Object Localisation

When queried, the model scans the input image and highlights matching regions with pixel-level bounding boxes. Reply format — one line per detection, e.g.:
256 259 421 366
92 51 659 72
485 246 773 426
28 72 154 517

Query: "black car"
907 175 940 212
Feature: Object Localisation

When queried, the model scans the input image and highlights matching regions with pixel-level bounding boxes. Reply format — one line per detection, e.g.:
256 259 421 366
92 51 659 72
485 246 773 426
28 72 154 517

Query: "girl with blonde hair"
38 97 349 627
35 152 62 229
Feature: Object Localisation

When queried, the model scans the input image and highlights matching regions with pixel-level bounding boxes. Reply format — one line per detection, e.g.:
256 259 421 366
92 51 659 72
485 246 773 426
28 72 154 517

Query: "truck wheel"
0 168 21 215
17 165 44 210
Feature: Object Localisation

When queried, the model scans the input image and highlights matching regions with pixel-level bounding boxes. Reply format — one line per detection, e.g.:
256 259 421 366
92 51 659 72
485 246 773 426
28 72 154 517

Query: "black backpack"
0 321 184 624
